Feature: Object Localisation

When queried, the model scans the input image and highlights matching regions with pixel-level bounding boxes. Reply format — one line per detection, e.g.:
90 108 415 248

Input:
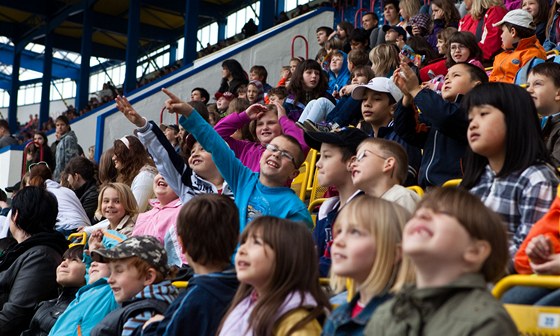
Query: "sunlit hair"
219 217 331 336
95 182 138 220
370 43 400 77
469 0 504 20
332 196 414 298
417 187 509 282
399 0 421 20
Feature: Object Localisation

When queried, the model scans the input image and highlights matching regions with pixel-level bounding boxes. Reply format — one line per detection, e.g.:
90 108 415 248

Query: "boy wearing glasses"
161 88 313 231
351 138 420 213
303 127 369 277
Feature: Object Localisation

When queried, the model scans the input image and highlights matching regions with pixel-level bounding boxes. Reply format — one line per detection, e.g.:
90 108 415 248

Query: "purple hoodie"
214 111 310 172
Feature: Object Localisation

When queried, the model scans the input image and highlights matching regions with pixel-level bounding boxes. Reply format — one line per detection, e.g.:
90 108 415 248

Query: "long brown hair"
113 135 153 185
219 217 331 335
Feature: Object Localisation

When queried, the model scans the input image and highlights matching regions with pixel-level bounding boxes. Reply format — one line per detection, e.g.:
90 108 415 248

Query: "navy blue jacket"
134 268 239 336
393 89 467 187
322 292 392 335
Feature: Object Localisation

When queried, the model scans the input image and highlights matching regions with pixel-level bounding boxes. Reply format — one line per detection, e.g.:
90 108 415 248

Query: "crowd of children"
6 1 560 333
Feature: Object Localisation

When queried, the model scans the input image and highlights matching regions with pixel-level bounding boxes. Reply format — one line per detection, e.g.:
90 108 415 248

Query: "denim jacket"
322 292 392 336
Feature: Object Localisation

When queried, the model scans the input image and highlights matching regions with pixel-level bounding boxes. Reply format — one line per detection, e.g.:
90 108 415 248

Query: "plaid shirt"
470 164 559 257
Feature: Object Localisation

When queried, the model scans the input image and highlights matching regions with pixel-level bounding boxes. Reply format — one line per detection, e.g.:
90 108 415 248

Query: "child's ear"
555 89 560 103
394 243 402 263
463 240 491 267
289 167 300 180
382 157 396 174
144 268 158 286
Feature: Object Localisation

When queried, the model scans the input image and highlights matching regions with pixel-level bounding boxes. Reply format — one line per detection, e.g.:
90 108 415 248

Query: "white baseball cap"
493 9 535 29
351 77 403 102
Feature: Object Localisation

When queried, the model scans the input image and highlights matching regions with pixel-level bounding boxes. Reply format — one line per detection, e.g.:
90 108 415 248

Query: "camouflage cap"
91 235 170 275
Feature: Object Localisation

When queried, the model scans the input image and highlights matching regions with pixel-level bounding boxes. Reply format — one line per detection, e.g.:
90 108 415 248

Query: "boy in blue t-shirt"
161 88 313 231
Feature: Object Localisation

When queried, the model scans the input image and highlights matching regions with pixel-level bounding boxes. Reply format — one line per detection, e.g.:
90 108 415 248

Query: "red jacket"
419 58 448 82
459 6 508 61
489 35 546 83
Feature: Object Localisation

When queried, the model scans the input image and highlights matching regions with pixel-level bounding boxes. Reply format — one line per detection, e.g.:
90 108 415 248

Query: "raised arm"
275 101 310 155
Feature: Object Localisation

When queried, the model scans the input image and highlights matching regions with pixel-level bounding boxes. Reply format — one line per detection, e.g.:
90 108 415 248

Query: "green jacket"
364 273 517 336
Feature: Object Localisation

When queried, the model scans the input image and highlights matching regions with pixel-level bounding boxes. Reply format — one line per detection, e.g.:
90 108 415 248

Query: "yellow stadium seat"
309 169 329 205
306 149 318 193
172 281 189 289
308 198 327 228
407 185 424 197
442 178 462 188
493 275 560 335
547 49 560 56
290 161 310 201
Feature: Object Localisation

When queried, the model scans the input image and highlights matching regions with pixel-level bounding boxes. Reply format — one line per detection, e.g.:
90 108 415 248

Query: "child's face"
33 134 45 145
336 25 347 39
289 60 299 73
436 38 445 55
316 143 350 187
362 13 378 30
101 187 126 225
351 72 369 85
361 90 393 125
268 94 283 105
281 68 291 78
403 207 474 263
216 96 230 110
500 25 516 50
450 43 470 63
467 104 507 161
55 121 69 136
108 259 151 303
350 40 367 51
527 72 560 116
431 4 444 20
303 69 320 89
399 5 409 20
164 127 179 144
330 56 344 73
89 261 110 284
385 29 399 43
351 143 389 190
235 230 275 292
249 71 261 81
188 142 219 178
152 174 178 203
522 0 539 18
57 256 86 287
222 67 230 79
442 64 479 101
384 4 399 23
316 30 329 45
255 111 282 145
259 136 299 184
331 216 377 283
191 90 202 102
247 84 259 103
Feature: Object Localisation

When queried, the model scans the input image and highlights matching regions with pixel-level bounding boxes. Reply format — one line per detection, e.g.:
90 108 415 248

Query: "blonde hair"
332 196 414 299
95 182 138 220
470 0 504 20
369 44 400 77
399 0 421 20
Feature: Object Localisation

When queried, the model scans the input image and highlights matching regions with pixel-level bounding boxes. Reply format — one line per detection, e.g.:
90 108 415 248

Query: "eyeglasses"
28 161 49 172
449 44 467 52
264 143 298 168
353 149 388 163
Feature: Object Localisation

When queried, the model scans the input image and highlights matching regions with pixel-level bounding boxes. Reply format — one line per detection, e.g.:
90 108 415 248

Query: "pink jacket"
214 111 310 172
131 198 182 243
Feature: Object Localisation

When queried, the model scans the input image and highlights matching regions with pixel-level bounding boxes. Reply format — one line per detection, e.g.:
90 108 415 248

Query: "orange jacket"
514 188 560 274
489 35 546 83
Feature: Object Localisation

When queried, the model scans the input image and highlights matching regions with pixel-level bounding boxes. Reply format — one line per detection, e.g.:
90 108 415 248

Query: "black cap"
382 25 407 38
304 127 369 153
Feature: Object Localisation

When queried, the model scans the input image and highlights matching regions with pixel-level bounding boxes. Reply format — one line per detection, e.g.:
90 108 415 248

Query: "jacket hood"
190 267 239 305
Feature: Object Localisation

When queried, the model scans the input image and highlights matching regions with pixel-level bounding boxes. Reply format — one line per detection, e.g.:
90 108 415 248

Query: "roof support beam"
124 0 140 94
76 1 93 112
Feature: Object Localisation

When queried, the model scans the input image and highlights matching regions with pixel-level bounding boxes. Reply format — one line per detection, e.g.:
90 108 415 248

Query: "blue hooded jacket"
327 51 351 96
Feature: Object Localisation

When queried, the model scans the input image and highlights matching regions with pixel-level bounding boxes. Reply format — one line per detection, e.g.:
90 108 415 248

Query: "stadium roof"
0 0 258 83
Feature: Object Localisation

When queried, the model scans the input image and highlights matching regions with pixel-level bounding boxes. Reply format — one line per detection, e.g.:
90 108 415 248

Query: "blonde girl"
218 217 331 335
322 196 414 335
87 182 138 237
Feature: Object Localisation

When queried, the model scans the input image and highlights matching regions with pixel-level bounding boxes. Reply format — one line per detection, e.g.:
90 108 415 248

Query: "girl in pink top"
214 101 310 172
